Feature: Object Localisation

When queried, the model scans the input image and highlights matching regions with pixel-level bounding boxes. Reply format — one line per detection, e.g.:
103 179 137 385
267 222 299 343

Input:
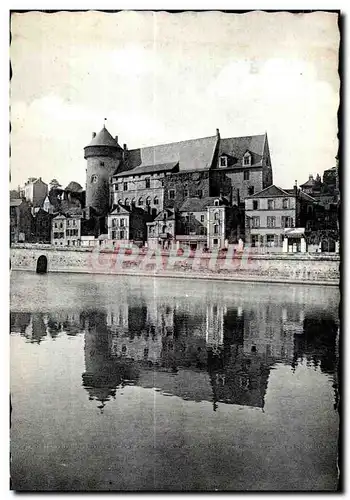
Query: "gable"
249 184 293 198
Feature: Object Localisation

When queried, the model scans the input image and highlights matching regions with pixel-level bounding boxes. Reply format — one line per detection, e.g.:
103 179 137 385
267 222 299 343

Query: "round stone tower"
84 125 123 216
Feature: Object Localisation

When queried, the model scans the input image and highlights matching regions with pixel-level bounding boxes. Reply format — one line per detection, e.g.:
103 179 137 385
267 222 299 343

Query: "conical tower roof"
86 126 121 148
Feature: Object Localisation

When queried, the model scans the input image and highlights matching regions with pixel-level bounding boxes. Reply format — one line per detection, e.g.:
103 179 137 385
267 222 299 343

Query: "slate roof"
179 196 227 212
115 162 178 178
153 208 176 221
218 134 266 167
121 135 218 174
247 185 293 199
86 127 121 148
284 189 316 202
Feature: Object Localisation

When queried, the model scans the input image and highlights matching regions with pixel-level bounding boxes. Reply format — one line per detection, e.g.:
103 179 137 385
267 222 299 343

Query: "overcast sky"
10 10 339 191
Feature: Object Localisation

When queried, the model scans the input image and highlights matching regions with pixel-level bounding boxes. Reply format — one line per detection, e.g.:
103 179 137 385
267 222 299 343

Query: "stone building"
245 184 315 251
51 213 82 246
84 126 124 216
23 177 48 207
33 208 53 244
146 208 176 250
107 203 153 245
83 125 273 220
10 198 33 244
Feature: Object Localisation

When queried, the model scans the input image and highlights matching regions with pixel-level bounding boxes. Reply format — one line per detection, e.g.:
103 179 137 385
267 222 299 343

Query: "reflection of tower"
82 311 137 410
84 125 123 216
23 313 47 344
206 304 226 350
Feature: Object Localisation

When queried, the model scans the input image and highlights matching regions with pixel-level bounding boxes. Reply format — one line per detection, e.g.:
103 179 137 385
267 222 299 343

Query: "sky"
10 10 340 191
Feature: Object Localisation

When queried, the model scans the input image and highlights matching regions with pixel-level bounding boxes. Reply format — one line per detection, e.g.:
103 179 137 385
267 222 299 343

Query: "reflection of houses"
208 345 272 409
82 311 139 409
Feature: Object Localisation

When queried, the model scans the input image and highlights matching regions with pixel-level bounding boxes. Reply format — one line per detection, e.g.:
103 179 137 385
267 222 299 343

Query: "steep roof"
115 162 178 178
179 196 227 212
123 135 218 173
248 185 293 199
86 126 121 148
284 189 316 202
218 134 266 166
153 208 176 221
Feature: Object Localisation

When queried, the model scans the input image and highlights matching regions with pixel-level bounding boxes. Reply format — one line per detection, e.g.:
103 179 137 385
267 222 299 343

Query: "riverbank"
10 244 340 286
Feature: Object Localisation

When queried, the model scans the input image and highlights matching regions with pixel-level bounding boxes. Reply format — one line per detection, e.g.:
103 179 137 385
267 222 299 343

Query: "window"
214 199 219 206
282 198 289 209
146 196 151 206
112 230 116 239
219 156 227 168
267 216 276 228
253 200 259 210
200 227 206 235
213 238 218 245
114 184 118 191
131 198 136 206
138 197 143 206
169 189 175 199
267 199 274 210
66 230 69 236
200 214 205 223
184 189 188 197
214 225 219 234
214 212 219 220
120 218 125 227
252 216 260 228
145 178 150 188
282 216 293 228
154 196 159 205
123 182 128 191
266 235 275 247
248 186 255 196
251 235 259 248
91 175 98 183
244 170 250 180
100 161 105 167
244 155 251 166
120 230 125 240
197 189 203 198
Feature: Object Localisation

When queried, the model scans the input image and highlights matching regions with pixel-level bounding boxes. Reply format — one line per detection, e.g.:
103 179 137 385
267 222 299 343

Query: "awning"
284 228 305 237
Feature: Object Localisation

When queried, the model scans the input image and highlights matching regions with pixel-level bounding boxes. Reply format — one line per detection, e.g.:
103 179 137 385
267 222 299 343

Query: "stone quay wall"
10 244 340 286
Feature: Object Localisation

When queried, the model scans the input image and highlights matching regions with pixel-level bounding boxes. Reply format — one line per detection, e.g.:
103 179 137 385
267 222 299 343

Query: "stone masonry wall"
11 244 340 285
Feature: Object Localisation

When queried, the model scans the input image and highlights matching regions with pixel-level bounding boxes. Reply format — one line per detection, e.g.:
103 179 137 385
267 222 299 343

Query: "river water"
10 271 340 491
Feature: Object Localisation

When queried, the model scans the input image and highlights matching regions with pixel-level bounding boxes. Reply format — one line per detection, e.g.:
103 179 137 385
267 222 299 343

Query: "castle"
83 124 273 250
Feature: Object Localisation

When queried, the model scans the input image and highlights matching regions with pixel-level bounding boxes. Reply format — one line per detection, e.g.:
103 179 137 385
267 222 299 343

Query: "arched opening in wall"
36 255 48 274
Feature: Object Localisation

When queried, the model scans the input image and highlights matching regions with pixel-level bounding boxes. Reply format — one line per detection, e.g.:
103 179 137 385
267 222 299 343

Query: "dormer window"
219 156 228 168
243 152 251 166
91 175 98 183
214 199 220 206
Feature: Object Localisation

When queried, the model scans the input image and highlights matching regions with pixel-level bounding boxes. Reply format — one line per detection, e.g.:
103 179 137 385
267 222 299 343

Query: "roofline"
127 134 217 153
246 184 293 198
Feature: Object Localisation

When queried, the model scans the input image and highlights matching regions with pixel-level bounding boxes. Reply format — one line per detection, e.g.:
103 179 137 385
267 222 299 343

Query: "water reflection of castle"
10 298 339 411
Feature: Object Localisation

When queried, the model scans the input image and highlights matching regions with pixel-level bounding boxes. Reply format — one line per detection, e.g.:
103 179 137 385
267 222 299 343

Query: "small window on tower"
100 161 105 167
91 175 98 183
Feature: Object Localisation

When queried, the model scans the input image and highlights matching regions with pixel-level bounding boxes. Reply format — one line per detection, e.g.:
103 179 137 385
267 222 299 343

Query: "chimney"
309 174 313 181
92 132 96 138
115 136 118 143
216 128 220 139
294 180 298 196
123 144 128 162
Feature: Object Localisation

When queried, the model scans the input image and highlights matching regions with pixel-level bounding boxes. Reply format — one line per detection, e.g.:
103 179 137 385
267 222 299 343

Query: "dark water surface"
10 272 340 491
